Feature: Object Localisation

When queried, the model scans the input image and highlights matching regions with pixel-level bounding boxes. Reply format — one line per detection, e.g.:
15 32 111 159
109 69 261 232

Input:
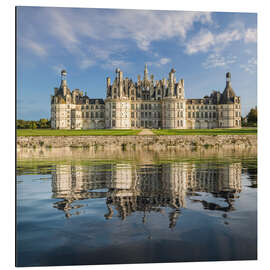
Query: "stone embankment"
17 135 257 151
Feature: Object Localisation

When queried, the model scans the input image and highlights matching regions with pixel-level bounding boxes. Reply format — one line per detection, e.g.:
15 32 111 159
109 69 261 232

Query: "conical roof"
220 72 236 104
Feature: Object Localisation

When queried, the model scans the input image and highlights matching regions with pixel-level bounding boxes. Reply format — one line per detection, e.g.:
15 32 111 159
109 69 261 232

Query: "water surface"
16 149 257 266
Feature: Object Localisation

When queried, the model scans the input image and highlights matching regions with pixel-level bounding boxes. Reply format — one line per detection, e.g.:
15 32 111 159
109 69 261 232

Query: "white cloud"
240 57 257 74
79 59 95 69
185 28 243 55
147 57 171 67
160 57 171 65
42 8 212 52
202 53 237 69
22 38 47 57
245 28 257 43
185 29 215 54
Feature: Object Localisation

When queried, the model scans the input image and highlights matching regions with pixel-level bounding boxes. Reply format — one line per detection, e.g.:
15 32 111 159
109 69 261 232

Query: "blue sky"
17 7 257 120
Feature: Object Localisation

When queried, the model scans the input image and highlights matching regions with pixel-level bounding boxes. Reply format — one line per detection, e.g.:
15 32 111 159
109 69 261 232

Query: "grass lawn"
17 128 257 136
17 129 142 136
152 128 257 135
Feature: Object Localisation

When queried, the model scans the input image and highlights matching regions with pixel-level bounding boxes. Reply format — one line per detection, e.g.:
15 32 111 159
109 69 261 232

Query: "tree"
247 106 257 126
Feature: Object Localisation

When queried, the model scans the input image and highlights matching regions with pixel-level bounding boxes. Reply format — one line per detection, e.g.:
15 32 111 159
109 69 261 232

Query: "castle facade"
51 65 241 129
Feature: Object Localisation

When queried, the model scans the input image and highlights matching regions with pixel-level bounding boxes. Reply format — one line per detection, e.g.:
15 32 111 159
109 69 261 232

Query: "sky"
16 7 257 120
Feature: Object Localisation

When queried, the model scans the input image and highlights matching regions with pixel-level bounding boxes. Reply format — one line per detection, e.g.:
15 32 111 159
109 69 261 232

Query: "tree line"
16 119 51 129
242 106 257 127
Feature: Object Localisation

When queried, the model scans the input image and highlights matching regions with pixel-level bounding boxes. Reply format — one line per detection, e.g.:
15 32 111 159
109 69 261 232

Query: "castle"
51 65 241 129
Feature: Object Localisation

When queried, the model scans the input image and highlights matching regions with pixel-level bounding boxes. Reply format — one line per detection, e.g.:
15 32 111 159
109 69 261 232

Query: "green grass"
17 129 142 136
17 128 257 136
152 128 257 136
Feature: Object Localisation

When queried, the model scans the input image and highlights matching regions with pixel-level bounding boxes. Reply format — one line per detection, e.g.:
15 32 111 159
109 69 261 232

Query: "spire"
226 72 231 86
144 64 148 81
60 69 67 96
60 69 67 87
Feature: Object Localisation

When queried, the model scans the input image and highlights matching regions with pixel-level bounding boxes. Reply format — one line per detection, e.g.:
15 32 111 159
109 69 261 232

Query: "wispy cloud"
35 8 213 53
147 57 171 67
202 53 237 69
240 57 257 74
22 38 47 57
185 28 243 55
79 59 96 69
185 25 256 55
244 28 257 43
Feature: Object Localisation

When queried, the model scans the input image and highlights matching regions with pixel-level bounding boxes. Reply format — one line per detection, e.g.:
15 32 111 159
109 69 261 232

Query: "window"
82 105 84 109
95 112 99 118
86 105 89 109
91 112 94 118
145 104 148 110
188 112 191 118
192 112 195 118
131 112 134 118
112 120 115 127
86 112 89 118
141 104 144 109
149 104 151 110
205 112 208 118
181 120 183 127
131 104 135 110
141 112 144 118
196 112 199 118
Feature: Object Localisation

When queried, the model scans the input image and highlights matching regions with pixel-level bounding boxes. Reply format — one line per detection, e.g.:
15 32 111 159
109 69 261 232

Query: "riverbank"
17 134 257 151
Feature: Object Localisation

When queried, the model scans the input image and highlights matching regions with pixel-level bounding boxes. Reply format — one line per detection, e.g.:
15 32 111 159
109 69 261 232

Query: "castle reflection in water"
51 162 242 228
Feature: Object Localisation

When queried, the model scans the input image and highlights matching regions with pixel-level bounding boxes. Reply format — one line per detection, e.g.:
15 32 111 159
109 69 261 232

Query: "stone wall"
17 135 257 152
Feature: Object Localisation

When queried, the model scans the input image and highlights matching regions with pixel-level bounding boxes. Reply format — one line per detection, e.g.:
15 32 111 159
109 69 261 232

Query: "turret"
169 68 176 96
144 64 148 81
60 69 67 96
221 72 236 104
115 68 123 97
106 77 111 88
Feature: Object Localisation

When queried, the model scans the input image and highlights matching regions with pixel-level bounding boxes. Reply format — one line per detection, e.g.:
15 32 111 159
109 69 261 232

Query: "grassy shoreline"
17 128 257 136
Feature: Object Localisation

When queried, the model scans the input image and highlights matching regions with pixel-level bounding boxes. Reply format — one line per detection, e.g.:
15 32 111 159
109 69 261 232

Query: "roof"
220 83 236 104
